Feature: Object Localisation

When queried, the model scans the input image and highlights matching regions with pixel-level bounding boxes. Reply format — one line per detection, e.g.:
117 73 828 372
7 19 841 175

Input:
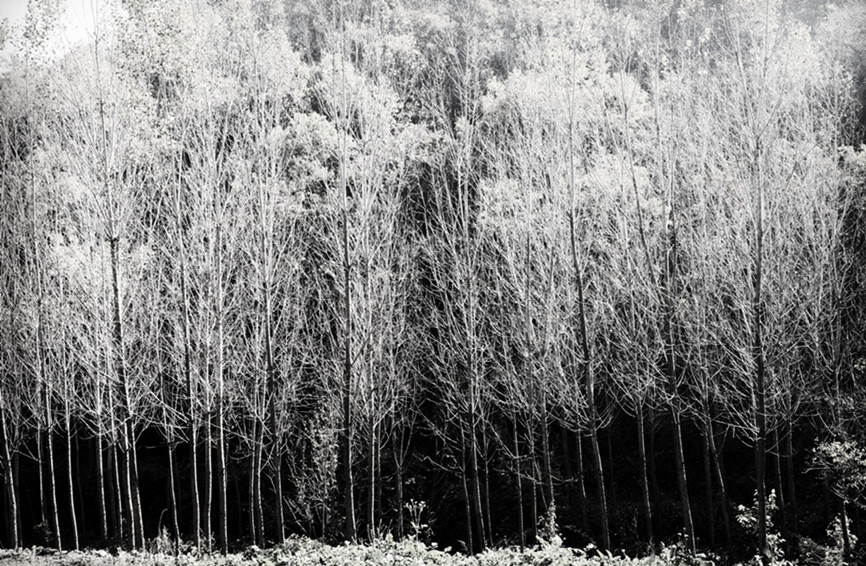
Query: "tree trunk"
709 419 732 549
394 437 404 540
541 415 554 534
13 453 22 547
528 423 538 544
96 436 107 542
376 428 383 537
130 434 144 548
636 403 653 545
841 500 851 559
108 440 121 542
264 282 284 544
588 417 609 550
340 138 357 539
703 415 715 549
773 428 787 547
46 424 61 550
575 434 589 537
254 417 265 546
785 418 797 545
367 418 376 540
469 408 486 551
65 404 79 550
109 231 138 549
119 430 134 548
167 440 180 550
205 411 213 552
561 429 574 523
175 179 200 550
0 389 19 548
74 434 84 536
752 155 768 565
189 422 200 548
513 418 525 551
247 449 255 541
482 436 493 547
567 82 608 550
648 408 659 512
216 382 227 554
37 423 45 529
460 427 473 554
671 410 695 554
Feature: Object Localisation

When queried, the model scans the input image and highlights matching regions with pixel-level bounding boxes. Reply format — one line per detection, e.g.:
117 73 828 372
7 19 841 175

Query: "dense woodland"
1 0 866 563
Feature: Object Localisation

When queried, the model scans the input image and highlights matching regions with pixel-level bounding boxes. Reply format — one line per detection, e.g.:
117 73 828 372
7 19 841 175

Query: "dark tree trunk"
637 404 653 545
575 434 589 537
0 391 19 548
703 416 715 548
513 419 525 551
785 418 797 545
708 414 732 549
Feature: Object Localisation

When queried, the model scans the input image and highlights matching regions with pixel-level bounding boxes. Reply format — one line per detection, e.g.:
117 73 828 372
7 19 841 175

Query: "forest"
1 0 866 564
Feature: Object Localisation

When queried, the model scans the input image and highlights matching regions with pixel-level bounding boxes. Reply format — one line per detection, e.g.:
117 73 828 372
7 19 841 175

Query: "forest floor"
0 538 714 566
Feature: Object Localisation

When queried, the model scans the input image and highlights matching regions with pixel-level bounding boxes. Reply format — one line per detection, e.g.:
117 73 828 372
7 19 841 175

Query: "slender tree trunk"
482 438 492 547
205 411 213 552
46 421 61 550
709 419 732 549
96 436 107 542
109 235 140 549
119 430 134 548
254 416 265 547
841 500 851 558
541 415 554 533
131 436 144 548
0 390 19 548
664 206 694 554
702 419 715 548
14 453 22 547
340 145 357 540
671 410 695 554
588 417 609 550
575 434 589 537
37 429 45 528
469 407 486 551
158 364 180 549
167 441 180 548
74 434 84 534
65 402 79 550
513 419 525 551
247 448 255 541
561 429 574 522
393 436 404 540
36 307 61 550
216 367 227 554
367 418 376 540
773 428 787 546
785 418 797 544
636 403 653 545
528 423 538 544
648 408 659 512
753 203 768 566
175 181 200 550
375 428 383 536
264 281 284 544
108 439 121 541
460 427 473 554
215 221 228 554
568 78 608 550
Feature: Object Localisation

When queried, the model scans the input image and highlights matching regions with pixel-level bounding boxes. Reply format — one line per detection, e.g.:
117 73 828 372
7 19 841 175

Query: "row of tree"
1 0 865 562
